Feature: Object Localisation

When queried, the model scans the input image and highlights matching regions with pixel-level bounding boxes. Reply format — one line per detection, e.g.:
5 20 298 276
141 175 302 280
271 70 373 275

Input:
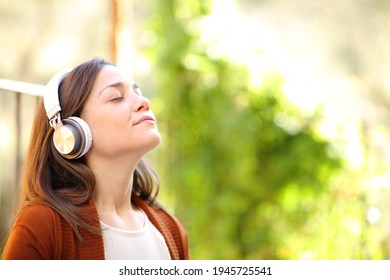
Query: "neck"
87 153 140 212
87 154 148 231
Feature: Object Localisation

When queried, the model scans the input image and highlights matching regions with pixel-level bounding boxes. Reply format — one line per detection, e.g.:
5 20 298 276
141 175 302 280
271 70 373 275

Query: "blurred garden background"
1 0 390 259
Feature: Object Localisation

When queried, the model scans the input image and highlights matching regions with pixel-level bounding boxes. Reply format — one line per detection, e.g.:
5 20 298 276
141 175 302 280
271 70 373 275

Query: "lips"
134 115 156 125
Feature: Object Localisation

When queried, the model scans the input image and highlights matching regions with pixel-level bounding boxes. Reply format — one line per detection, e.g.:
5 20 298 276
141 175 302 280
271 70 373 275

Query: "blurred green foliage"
142 0 372 259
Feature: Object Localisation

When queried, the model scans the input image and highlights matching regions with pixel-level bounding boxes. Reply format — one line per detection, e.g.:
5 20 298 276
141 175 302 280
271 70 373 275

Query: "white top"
100 211 171 260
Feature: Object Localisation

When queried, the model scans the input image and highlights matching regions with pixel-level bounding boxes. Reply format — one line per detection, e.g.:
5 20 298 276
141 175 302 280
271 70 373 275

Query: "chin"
144 132 162 151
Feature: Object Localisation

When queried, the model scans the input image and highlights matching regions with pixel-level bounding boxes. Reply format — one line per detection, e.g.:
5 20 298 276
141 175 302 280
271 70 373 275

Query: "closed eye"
110 95 125 102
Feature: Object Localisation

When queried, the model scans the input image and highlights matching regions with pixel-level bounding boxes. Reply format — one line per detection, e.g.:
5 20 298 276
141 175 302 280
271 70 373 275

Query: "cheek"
90 115 122 139
81 104 134 154
88 112 132 146
83 110 110 144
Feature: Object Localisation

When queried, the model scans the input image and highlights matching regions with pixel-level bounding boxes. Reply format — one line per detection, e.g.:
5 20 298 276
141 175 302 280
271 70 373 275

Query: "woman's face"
81 65 161 159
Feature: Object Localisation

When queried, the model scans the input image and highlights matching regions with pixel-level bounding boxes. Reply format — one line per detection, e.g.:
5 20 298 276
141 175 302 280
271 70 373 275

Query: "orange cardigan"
2 195 190 260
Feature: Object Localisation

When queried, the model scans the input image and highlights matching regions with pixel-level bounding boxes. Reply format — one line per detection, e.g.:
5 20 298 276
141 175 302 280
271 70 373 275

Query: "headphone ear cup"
52 117 92 159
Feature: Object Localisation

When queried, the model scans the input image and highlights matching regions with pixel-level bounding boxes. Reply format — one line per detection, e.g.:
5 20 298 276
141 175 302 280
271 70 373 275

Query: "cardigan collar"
78 195 181 260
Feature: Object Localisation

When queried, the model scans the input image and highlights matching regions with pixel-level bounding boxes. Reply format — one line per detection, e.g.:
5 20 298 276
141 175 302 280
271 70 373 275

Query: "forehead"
91 65 130 93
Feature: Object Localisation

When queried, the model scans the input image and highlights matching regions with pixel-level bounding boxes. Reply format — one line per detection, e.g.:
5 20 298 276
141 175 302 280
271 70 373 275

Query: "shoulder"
18 202 58 218
135 196 187 234
14 203 62 242
132 194 188 235
2 203 62 259
16 203 61 229
153 204 191 260
133 196 190 259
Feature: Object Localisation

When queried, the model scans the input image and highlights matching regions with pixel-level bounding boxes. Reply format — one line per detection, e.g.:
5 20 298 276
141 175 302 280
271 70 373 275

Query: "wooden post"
111 0 134 77
111 0 119 64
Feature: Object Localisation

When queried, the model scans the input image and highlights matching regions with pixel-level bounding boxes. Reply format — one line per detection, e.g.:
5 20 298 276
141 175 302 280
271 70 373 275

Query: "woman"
1 57 189 260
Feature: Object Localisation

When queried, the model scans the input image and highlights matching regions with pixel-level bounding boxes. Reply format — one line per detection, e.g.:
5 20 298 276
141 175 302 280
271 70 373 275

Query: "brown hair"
16 57 160 240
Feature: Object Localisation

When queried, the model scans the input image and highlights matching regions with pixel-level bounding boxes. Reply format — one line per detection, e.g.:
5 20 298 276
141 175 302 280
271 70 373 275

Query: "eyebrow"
98 82 125 96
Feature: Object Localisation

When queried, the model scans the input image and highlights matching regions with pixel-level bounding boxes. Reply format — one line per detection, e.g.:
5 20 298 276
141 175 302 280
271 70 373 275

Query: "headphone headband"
43 68 73 120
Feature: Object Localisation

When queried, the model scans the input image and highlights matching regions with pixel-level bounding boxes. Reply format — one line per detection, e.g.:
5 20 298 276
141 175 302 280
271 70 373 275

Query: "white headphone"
43 69 92 159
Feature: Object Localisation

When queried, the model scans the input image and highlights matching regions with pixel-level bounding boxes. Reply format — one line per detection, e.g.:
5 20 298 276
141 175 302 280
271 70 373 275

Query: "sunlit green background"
1 0 390 259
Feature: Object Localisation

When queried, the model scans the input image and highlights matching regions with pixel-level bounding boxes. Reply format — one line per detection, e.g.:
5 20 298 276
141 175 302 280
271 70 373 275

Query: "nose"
134 95 150 112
